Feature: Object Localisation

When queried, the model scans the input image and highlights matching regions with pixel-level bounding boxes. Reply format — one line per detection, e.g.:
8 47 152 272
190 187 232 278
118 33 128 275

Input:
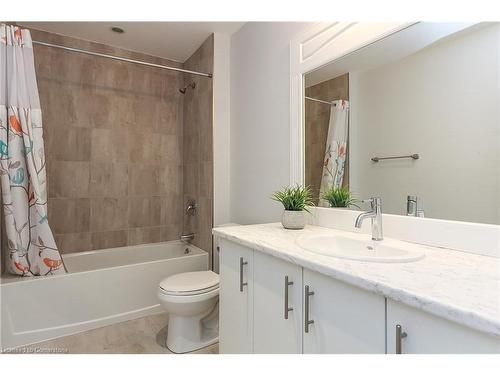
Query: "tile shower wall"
182 35 214 264
305 74 349 201
30 29 185 253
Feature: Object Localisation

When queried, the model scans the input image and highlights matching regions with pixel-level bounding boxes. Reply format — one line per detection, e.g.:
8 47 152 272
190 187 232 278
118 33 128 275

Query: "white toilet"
157 270 219 353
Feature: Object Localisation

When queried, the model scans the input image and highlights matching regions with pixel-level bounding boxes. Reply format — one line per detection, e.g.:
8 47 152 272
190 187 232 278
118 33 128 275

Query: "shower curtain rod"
32 40 213 78
305 96 337 105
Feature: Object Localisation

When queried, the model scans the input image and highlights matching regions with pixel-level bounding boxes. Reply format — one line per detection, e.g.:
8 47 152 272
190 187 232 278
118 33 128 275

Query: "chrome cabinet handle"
304 285 314 333
239 257 248 292
396 324 407 354
284 276 294 319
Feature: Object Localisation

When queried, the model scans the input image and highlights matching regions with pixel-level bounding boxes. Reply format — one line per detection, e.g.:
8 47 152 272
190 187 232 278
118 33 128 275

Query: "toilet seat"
159 271 219 296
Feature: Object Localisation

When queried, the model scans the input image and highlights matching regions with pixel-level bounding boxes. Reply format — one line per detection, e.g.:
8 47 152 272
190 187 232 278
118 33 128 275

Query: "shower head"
179 82 196 94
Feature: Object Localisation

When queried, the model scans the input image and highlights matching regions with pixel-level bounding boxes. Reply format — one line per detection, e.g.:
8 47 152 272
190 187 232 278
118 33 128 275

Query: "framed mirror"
302 22 499 225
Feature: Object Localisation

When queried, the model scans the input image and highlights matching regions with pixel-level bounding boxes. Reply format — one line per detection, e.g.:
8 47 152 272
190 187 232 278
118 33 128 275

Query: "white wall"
229 22 314 224
213 32 231 226
349 24 500 224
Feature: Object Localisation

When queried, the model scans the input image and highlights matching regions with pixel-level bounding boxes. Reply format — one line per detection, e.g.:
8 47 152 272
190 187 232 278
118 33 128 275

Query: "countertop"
213 223 500 337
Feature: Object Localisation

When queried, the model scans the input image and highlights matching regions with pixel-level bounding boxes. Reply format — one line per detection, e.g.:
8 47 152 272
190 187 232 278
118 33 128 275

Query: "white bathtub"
0 241 208 349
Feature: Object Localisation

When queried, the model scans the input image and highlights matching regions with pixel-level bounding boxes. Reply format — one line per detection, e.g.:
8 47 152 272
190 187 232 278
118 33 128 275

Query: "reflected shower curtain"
319 100 349 207
0 24 65 276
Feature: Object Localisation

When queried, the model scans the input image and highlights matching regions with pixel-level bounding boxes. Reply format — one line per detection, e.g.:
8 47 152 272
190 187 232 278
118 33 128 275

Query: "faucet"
355 197 383 241
406 195 425 217
180 233 195 242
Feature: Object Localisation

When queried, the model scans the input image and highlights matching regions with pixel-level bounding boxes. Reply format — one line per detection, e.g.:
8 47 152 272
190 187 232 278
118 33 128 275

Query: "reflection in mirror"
304 23 499 224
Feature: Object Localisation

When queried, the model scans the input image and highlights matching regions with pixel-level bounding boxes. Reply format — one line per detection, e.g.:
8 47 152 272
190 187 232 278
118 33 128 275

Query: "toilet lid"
159 271 219 294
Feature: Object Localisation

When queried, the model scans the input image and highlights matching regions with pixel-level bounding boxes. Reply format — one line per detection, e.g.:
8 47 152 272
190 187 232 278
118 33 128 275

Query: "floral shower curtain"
0 24 65 276
319 100 350 207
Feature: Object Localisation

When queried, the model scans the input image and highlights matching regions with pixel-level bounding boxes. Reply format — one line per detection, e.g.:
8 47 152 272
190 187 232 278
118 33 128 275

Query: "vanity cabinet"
219 239 254 353
253 252 303 353
219 239 385 353
302 269 386 353
219 238 499 354
387 300 500 354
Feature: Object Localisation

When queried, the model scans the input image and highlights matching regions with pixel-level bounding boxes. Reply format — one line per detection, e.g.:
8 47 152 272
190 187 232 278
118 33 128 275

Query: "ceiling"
20 22 245 62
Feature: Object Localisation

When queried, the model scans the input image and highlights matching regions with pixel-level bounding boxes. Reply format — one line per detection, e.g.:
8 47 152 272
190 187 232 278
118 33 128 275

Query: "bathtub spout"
180 233 195 242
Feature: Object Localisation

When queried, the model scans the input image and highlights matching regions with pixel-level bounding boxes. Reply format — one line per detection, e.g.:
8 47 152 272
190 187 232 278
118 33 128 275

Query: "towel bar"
371 154 419 162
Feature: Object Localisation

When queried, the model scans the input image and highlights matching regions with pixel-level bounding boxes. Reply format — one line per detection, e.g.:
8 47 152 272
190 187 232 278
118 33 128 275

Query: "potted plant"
272 185 314 229
321 186 359 208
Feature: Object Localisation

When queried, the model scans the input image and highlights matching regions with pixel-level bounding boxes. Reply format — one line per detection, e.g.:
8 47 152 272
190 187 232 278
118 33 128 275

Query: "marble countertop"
213 223 500 337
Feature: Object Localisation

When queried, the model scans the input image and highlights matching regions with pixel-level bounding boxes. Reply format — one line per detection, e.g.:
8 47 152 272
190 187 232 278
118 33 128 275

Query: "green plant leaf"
321 186 359 208
271 185 315 212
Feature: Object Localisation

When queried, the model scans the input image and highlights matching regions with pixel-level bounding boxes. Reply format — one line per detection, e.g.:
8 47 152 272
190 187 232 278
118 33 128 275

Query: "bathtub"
0 241 208 349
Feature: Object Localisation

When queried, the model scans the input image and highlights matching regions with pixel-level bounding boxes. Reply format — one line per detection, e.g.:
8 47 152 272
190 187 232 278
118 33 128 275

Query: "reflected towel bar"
371 154 419 162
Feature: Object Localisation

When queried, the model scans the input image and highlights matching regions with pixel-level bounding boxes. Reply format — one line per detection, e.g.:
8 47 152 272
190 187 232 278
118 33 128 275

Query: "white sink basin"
296 234 425 263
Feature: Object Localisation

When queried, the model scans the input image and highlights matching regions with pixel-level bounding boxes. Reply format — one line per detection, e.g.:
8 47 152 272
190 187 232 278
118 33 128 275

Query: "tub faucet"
180 233 195 242
355 197 383 241
406 195 425 217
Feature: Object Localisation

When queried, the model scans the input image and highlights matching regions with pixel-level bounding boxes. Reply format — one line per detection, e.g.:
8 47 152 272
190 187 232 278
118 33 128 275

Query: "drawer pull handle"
284 276 294 319
239 257 248 292
304 285 314 333
396 324 407 354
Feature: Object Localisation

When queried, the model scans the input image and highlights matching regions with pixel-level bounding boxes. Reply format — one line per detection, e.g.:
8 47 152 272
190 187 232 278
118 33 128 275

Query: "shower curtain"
0 24 65 276
319 100 350 207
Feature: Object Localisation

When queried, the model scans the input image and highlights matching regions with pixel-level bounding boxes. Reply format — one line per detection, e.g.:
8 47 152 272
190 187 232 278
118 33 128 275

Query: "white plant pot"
281 210 306 230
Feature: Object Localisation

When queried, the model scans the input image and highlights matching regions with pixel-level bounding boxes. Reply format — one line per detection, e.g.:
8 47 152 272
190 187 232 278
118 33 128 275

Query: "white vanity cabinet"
253 252 303 353
219 239 254 353
387 300 500 354
302 269 386 353
218 238 499 354
219 239 386 353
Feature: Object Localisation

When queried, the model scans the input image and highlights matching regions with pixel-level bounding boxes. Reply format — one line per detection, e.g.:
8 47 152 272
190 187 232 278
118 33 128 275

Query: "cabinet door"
253 252 303 353
219 239 254 353
387 299 500 354
303 269 385 353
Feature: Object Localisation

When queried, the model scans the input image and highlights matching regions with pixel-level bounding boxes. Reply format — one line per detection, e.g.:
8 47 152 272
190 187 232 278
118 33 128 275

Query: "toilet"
157 270 219 353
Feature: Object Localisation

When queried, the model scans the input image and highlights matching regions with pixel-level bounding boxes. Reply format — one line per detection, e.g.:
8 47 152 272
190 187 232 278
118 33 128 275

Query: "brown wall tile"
49 198 90 234
48 161 90 198
182 35 214 263
26 27 212 257
128 165 161 196
160 225 182 242
91 128 129 162
89 162 128 197
128 227 162 246
90 198 129 232
91 230 128 250
128 197 153 228
55 233 92 254
51 127 91 162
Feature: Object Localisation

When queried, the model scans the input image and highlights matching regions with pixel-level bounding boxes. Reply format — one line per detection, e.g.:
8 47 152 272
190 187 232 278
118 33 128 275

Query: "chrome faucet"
355 197 383 241
406 195 425 217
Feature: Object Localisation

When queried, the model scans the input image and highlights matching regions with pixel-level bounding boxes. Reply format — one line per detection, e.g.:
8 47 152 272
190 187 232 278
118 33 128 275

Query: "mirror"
303 22 499 225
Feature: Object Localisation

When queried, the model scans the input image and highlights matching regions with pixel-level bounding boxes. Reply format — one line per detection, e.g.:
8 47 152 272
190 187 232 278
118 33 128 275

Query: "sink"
296 234 425 263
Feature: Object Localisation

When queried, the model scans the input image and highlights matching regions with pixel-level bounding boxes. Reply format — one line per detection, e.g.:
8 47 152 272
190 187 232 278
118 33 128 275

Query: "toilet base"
166 333 218 354
165 302 219 354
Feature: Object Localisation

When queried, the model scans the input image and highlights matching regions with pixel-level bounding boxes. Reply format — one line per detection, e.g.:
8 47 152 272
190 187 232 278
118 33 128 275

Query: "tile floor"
17 313 218 354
